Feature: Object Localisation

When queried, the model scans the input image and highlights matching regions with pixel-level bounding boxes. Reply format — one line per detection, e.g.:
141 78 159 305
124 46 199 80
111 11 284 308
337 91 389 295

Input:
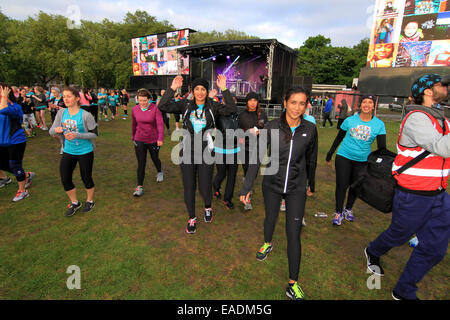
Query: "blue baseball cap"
411 74 443 99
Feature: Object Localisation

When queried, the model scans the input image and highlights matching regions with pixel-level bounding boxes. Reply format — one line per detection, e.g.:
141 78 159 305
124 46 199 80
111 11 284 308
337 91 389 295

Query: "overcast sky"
0 0 377 48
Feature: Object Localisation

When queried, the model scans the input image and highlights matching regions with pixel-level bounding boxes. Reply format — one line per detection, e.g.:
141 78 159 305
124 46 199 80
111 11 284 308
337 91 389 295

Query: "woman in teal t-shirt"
326 95 386 226
49 87 98 217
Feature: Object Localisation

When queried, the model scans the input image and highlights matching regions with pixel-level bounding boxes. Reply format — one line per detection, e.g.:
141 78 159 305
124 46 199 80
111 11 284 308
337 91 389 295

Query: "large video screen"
213 55 268 97
132 29 190 76
367 0 449 68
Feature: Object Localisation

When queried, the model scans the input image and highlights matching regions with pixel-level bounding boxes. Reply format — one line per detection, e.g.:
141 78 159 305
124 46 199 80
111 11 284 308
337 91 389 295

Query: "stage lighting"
226 55 230 59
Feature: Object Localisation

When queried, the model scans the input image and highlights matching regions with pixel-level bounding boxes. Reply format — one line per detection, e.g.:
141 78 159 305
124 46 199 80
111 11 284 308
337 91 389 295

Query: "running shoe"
156 172 164 182
104 118 109 122
256 243 273 261
25 172 35 189
343 208 354 222
213 190 221 200
133 186 143 197
286 282 306 300
60 146 64 155
186 217 197 234
65 202 82 217
204 208 213 223
244 201 253 210
0 176 12 188
280 199 286 211
12 189 29 202
364 247 384 276
82 201 95 213
332 212 344 226
302 218 306 227
224 200 234 209
392 291 419 300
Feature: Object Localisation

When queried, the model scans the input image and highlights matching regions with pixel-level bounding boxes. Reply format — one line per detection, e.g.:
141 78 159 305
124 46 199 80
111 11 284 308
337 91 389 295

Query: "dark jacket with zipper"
157 87 237 158
239 113 318 196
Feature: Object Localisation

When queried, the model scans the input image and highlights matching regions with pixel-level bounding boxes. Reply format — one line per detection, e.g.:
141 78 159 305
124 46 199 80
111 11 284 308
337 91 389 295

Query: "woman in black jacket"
239 86 318 300
237 92 268 210
158 75 237 234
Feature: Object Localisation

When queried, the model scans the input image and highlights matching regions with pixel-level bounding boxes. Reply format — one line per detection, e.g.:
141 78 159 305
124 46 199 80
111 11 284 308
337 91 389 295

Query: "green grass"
0 108 448 300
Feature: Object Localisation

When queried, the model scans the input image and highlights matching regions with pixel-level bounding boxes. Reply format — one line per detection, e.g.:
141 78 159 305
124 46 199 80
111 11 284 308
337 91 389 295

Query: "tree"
190 29 258 44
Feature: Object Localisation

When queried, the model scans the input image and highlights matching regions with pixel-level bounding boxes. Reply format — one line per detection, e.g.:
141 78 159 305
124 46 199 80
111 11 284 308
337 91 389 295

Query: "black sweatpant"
322 112 333 127
180 162 213 219
213 155 238 202
134 140 162 186
60 152 95 191
334 155 366 213
262 185 306 281
0 142 27 182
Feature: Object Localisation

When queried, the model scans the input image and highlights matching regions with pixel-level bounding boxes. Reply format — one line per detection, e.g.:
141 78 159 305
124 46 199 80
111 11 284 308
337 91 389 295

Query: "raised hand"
209 89 218 98
171 75 183 91
216 74 227 90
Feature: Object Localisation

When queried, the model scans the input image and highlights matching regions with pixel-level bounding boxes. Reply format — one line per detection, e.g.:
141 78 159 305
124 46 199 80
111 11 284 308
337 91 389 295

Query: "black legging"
334 155 366 213
60 151 95 191
0 142 27 182
134 141 162 186
262 184 306 281
213 153 238 202
162 112 170 130
181 162 213 219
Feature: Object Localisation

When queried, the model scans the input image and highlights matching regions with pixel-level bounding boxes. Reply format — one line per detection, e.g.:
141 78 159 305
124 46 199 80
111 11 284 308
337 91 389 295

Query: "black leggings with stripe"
262 184 306 281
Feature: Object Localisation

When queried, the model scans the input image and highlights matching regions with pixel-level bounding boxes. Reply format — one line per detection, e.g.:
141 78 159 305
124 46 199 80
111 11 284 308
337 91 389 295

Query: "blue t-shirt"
108 95 118 107
190 104 206 134
61 109 94 155
98 93 107 104
290 124 300 133
337 113 386 162
304 114 316 124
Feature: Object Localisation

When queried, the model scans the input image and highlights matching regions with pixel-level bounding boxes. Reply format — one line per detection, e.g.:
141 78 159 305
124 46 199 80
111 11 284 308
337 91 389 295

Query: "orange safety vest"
393 110 450 191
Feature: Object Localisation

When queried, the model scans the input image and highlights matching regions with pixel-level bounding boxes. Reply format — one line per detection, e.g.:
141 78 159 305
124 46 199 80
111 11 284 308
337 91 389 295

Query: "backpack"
217 113 239 132
351 148 430 213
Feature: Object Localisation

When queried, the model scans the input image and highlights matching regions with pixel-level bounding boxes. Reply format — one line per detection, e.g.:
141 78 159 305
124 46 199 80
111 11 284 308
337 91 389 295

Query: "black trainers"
365 247 384 276
224 200 234 209
65 202 82 217
213 190 221 200
204 208 213 223
392 291 420 300
186 218 197 234
82 201 95 213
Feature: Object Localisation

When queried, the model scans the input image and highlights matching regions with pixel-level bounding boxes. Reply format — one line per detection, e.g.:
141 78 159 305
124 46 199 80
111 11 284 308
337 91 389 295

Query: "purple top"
132 103 164 144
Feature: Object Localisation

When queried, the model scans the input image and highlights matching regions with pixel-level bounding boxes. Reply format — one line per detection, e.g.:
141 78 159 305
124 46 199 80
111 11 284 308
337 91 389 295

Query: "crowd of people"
0 72 448 301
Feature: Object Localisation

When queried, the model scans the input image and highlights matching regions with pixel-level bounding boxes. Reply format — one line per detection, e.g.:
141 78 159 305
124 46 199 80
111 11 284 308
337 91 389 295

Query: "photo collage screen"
132 29 190 76
367 0 449 68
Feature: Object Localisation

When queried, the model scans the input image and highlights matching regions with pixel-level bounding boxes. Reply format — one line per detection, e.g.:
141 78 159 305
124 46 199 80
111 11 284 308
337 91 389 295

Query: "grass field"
0 107 448 300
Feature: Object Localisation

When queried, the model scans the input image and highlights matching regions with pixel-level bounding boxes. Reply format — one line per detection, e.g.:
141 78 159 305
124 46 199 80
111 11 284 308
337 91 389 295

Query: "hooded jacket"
239 113 318 196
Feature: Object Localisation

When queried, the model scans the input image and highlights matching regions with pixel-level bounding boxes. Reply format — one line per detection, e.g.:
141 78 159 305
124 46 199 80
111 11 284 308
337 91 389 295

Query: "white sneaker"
0 176 12 188
280 199 286 211
12 189 29 202
25 172 35 189
133 186 143 197
302 218 306 227
156 172 164 182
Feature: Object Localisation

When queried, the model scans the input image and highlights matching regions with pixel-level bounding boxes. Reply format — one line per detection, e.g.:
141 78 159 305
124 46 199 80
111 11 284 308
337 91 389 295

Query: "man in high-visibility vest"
364 73 449 300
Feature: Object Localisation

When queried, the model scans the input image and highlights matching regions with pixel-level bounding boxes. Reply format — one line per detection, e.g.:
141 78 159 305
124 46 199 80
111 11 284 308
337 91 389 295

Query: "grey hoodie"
400 105 450 158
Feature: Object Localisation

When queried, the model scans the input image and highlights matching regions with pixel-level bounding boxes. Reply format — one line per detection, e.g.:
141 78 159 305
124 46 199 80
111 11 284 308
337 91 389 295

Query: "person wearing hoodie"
239 86 318 300
365 74 449 300
131 88 164 197
237 92 268 210
158 75 236 234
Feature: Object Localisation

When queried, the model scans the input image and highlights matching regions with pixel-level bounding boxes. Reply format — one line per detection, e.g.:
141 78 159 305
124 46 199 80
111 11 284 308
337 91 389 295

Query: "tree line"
0 9 368 89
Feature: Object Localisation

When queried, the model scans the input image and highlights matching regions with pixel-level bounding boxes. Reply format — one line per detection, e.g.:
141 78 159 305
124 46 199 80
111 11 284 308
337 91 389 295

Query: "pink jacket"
132 103 164 144
79 92 92 106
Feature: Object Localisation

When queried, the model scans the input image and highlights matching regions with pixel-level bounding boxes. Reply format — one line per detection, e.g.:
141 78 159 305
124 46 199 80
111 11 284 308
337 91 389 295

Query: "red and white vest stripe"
392 110 450 191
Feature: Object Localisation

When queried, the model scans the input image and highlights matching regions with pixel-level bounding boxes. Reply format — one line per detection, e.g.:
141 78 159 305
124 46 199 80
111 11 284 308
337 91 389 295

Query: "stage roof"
177 39 298 57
